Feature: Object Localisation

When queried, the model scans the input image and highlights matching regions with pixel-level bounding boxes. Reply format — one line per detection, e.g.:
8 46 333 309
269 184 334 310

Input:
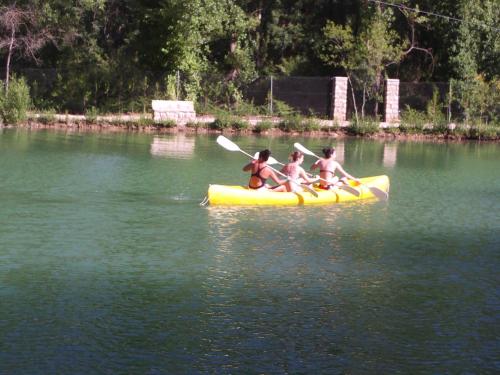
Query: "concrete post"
331 77 348 122
384 79 400 123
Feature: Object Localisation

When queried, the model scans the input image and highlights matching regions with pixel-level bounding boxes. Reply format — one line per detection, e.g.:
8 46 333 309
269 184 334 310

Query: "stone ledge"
152 100 196 125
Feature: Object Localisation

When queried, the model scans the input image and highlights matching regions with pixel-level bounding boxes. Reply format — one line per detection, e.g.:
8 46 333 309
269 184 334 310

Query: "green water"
0 129 498 373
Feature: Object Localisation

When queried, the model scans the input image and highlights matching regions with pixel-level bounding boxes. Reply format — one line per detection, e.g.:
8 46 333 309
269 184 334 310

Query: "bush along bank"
2 110 498 141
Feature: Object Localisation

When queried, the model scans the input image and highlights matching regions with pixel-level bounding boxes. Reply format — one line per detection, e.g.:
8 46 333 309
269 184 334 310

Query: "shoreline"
1 114 498 142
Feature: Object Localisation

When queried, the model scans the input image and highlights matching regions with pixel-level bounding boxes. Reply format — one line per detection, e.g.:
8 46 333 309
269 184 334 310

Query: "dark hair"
322 147 335 158
290 151 303 162
258 149 271 162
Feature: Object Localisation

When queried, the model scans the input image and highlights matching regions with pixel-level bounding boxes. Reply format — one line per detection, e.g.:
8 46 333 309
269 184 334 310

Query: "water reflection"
150 135 195 159
334 141 344 163
202 202 393 371
383 143 398 168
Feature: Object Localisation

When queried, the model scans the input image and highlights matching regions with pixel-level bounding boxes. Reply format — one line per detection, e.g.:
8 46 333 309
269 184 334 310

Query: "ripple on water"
1 132 499 373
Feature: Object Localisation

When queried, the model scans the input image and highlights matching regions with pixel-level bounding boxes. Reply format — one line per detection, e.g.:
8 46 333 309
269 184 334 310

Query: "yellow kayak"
207 175 390 206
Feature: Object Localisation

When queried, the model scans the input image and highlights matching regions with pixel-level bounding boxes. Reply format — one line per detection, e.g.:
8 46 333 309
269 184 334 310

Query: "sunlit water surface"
0 130 498 373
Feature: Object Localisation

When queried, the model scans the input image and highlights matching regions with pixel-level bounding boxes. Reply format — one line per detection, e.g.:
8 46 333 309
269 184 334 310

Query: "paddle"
254 152 280 166
293 142 389 201
216 135 318 197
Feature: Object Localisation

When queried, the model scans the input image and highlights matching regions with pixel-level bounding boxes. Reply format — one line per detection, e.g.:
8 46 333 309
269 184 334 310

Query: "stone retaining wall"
152 100 196 125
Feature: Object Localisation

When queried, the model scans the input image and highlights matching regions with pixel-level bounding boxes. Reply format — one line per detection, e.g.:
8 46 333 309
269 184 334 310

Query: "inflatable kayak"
207 175 389 206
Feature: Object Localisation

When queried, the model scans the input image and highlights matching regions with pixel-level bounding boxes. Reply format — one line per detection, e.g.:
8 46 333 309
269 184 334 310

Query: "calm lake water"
0 129 498 374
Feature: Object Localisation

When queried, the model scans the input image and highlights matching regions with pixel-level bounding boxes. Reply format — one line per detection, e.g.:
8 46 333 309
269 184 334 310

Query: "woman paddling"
310 147 359 190
243 149 287 191
281 151 318 192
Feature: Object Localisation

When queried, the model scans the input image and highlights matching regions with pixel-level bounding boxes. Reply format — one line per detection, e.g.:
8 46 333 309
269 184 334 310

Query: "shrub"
253 120 274 133
426 88 447 128
38 108 57 124
185 121 206 129
209 116 232 130
232 100 265 116
423 91 448 134
137 117 155 127
400 106 426 134
346 117 379 136
447 123 473 139
0 76 31 125
425 121 448 135
157 119 177 128
467 124 498 140
278 115 304 132
321 120 340 133
303 118 321 131
230 119 249 131
85 107 99 124
383 125 400 135
272 99 296 116
452 76 499 124
194 101 219 116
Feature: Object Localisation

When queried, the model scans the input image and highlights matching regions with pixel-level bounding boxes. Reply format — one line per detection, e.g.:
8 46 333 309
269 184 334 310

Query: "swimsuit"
249 166 268 189
317 185 331 190
320 169 335 174
319 169 338 189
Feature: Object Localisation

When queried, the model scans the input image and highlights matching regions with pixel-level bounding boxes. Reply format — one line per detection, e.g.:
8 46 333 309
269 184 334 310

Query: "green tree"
319 4 404 118
451 0 499 122
0 3 54 91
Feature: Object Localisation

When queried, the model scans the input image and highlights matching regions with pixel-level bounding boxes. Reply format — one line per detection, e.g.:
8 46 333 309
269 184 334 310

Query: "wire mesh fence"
243 77 459 120
4 67 461 119
244 76 334 117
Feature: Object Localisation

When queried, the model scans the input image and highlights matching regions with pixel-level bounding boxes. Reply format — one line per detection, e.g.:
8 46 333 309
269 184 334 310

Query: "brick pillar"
384 79 400 123
331 77 348 121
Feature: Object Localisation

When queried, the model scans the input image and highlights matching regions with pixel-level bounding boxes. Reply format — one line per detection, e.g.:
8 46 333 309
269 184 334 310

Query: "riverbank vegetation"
0 1 498 140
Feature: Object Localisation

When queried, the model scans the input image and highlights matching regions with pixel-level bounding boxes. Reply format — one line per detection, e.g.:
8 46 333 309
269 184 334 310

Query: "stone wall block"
152 100 196 125
384 79 400 123
331 76 348 122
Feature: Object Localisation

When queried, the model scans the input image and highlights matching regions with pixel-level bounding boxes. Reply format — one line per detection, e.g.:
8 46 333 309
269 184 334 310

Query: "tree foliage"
450 0 499 122
0 0 496 118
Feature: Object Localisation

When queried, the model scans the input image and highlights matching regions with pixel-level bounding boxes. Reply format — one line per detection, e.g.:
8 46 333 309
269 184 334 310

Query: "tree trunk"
5 27 15 92
255 0 263 69
348 75 358 123
374 69 382 117
225 33 239 81
362 84 366 119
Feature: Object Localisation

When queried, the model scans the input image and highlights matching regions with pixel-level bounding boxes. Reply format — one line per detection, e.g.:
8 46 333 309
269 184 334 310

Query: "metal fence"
244 76 454 119
4 68 456 118
244 76 333 117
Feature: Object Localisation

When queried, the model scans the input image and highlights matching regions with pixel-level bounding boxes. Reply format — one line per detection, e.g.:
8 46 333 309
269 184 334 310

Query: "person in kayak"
281 151 319 192
310 147 359 190
243 149 288 191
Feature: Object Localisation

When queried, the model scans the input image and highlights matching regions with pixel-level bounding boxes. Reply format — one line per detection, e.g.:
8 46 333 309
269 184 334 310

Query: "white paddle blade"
338 184 361 197
294 142 317 158
254 152 281 165
216 135 241 152
286 177 318 197
267 156 282 165
368 186 389 201
299 182 318 197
